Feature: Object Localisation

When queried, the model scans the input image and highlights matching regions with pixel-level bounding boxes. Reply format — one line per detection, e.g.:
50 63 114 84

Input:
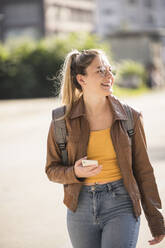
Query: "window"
71 9 82 22
54 6 62 20
129 15 137 23
3 2 42 41
71 9 92 22
147 14 154 25
161 0 165 7
129 0 136 3
60 7 70 21
102 9 114 15
4 2 41 26
145 0 153 8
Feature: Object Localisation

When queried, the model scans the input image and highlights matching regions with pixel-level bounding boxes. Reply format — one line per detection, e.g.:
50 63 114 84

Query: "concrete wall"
108 35 152 64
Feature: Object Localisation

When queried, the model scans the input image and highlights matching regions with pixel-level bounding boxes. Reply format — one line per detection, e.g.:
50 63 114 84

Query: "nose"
105 67 113 78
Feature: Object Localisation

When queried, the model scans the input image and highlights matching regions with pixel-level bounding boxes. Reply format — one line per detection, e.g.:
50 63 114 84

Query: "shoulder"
52 105 66 120
111 94 142 122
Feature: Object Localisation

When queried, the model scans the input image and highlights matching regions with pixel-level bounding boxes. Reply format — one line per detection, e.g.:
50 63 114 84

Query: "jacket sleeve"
45 120 82 185
132 112 165 237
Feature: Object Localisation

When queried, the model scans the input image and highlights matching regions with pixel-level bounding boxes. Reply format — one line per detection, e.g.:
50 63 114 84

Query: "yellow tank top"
84 127 122 184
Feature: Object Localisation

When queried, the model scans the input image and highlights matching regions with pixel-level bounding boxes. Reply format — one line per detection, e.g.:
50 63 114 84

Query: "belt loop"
88 185 96 192
107 183 111 191
91 185 96 191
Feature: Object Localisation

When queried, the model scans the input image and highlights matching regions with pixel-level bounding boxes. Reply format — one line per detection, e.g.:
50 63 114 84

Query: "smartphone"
82 159 98 167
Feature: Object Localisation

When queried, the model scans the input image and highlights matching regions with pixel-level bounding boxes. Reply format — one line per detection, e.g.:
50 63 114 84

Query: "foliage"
113 84 149 98
0 32 112 99
114 60 147 88
116 60 145 77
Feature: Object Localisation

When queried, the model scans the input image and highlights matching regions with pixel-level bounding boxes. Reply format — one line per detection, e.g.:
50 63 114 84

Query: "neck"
83 94 109 116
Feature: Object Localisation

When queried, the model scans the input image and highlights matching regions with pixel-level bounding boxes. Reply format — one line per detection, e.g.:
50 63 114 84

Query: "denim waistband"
81 178 124 192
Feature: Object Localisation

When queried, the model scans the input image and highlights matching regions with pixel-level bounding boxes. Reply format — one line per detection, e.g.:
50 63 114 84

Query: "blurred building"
45 0 94 36
95 0 165 37
0 0 95 41
0 0 45 41
95 0 165 85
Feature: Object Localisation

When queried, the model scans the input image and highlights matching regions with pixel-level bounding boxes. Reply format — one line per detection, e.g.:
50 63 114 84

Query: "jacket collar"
69 94 128 121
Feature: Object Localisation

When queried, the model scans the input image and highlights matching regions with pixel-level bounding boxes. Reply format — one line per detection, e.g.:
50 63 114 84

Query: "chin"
102 88 113 96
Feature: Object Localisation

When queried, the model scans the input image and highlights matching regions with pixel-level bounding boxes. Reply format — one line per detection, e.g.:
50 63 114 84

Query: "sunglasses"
98 66 116 77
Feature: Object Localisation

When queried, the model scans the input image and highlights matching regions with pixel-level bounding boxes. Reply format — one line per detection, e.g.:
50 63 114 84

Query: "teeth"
101 83 110 87
102 80 112 86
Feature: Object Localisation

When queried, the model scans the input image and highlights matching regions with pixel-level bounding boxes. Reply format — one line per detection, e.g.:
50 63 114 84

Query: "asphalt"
0 89 165 248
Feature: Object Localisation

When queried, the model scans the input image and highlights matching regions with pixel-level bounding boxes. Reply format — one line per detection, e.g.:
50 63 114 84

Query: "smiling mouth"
101 78 112 86
101 83 111 87
101 81 112 87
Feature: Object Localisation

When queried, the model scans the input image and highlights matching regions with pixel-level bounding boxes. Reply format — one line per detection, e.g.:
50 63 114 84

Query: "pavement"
0 89 165 248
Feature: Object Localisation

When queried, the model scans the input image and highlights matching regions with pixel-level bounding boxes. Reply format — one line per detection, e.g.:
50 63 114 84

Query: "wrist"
73 165 79 178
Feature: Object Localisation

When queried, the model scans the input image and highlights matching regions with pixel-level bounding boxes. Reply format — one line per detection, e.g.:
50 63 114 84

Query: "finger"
148 236 163 245
79 156 87 162
155 236 164 242
75 156 87 166
160 235 165 241
79 156 87 163
152 235 164 242
148 239 157 245
86 164 100 170
82 156 87 160
88 165 102 172
88 167 102 176
87 164 102 168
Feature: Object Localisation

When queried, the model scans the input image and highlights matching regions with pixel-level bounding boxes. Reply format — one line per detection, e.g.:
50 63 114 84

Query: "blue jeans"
67 179 140 248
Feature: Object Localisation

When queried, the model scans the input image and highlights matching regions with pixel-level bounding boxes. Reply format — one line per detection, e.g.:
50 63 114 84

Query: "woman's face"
77 54 114 97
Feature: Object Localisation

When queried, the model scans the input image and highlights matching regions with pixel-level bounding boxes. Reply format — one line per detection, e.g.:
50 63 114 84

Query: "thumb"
82 156 87 160
75 156 87 167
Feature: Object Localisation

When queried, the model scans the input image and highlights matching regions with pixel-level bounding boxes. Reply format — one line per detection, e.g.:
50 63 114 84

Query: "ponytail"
60 50 83 119
59 49 101 119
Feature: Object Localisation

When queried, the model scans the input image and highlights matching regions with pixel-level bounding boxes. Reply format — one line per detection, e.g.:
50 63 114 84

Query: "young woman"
45 49 165 248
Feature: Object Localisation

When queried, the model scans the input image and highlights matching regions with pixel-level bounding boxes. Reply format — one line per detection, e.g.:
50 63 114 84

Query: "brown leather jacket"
45 94 165 237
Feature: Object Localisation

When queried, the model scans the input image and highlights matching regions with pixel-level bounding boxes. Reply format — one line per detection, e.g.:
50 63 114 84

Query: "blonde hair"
60 49 106 119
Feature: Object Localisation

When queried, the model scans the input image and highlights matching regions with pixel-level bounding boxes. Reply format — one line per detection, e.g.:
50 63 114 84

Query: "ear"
76 74 86 87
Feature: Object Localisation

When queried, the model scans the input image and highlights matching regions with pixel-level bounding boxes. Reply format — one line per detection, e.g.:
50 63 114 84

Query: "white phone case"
82 160 98 167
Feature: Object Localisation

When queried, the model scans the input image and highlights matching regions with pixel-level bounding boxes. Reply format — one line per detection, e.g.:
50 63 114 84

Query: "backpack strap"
121 104 134 146
52 106 68 165
51 103 134 164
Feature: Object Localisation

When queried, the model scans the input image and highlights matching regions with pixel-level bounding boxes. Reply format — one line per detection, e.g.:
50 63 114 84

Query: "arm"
132 112 165 237
45 120 82 184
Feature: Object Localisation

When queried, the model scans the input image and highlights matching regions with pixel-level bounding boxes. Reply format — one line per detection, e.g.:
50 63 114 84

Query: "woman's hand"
74 156 102 178
148 234 165 245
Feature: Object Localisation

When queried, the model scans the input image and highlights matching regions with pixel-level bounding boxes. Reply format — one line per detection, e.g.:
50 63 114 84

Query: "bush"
0 32 112 99
114 60 146 89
